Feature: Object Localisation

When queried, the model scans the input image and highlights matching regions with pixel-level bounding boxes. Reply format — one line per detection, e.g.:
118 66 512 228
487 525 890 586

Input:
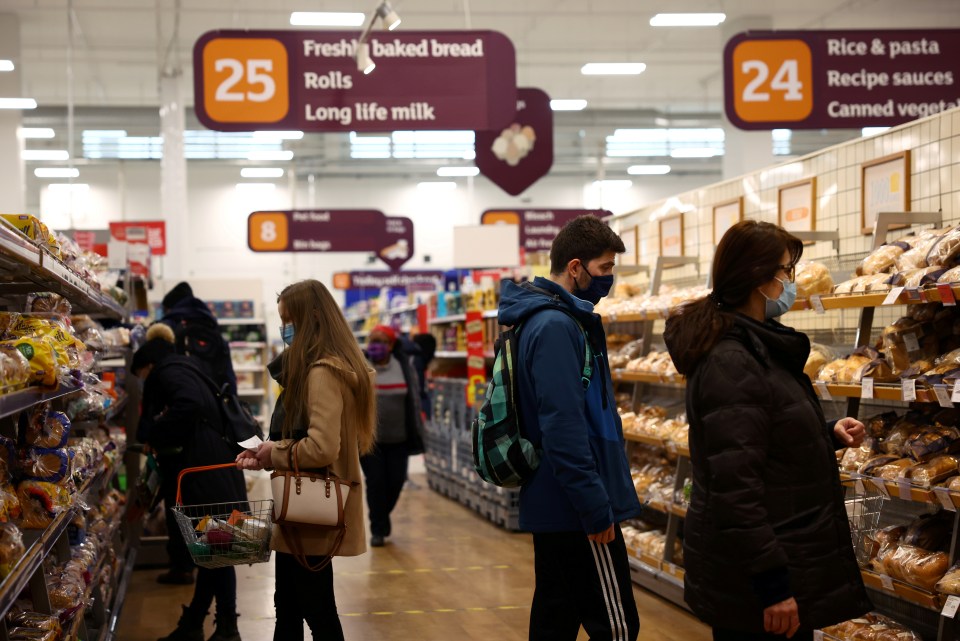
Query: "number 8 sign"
202 38 290 123
730 39 813 124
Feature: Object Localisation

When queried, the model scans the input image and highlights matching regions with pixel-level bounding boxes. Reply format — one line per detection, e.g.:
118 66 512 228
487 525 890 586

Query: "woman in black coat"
134 327 248 641
664 221 872 641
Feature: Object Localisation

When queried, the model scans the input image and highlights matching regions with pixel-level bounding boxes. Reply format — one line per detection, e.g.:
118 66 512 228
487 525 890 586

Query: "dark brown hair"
550 215 626 275
664 220 803 375
278 280 376 454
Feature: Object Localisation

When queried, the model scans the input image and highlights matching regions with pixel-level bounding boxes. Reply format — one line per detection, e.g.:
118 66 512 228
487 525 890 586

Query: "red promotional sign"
109 221 167 256
724 30 960 130
481 209 611 252
475 88 554 196
247 210 414 271
193 30 517 132
73 231 97 252
331 270 444 290
465 309 486 406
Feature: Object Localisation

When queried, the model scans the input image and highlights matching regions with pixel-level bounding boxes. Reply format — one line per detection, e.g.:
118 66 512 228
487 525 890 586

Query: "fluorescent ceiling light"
20 128 55 139
82 129 127 138
290 12 365 26
593 180 633 190
628 165 671 175
48 183 89 191
34 168 79 178
246 150 293 161
650 13 726 26
581 63 646 76
253 130 304 140
437 167 479 177
550 99 588 111
235 183 276 193
0 98 37 109
862 127 891 137
241 168 284 178
670 148 719 158
417 181 457 191
0 60 13 72
357 43 376 75
376 1 402 30
463 150 477 160
23 150 69 161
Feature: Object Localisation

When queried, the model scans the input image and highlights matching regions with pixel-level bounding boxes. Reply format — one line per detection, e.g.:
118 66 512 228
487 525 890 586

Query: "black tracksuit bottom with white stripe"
530 527 640 641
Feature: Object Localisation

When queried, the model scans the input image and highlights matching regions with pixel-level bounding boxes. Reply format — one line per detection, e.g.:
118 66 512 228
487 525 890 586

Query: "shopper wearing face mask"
361 325 425 547
663 220 871 641
498 215 642 641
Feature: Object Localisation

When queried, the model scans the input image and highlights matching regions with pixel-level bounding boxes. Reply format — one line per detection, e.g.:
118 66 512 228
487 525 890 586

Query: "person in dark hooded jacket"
160 281 238 394
499 216 642 641
664 220 871 641
134 324 248 641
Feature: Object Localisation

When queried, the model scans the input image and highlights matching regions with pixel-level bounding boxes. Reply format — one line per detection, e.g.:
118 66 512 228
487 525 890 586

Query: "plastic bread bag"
16 481 71 529
24 294 71 316
876 458 914 480
905 425 960 462
936 563 960 595
903 512 953 551
804 343 836 381
21 409 71 449
0 522 25 579
890 545 950 590
7 612 61 633
882 319 938 374
0 346 32 395
852 354 897 384
926 224 960 267
834 277 867 295
901 266 949 289
896 230 946 271
19 449 72 485
862 273 897 293
864 412 900 439
858 454 900 476
8 628 58 641
906 455 959 487
858 241 911 276
795 262 834 298
0 337 64 387
937 264 960 285
882 413 929 456
840 439 877 472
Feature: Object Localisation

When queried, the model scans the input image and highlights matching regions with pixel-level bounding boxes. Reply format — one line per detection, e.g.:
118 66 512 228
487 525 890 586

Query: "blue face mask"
763 278 797 319
281 324 295 346
573 267 615 305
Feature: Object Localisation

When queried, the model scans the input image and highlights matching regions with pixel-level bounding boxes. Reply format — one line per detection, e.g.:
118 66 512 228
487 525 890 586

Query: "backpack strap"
516 283 593 390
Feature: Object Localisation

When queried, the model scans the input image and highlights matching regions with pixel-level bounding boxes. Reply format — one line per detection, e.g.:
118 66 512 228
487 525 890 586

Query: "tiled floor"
118 472 710 641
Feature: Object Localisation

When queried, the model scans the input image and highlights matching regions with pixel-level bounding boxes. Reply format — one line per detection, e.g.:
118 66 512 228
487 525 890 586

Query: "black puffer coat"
665 314 871 632
138 354 247 508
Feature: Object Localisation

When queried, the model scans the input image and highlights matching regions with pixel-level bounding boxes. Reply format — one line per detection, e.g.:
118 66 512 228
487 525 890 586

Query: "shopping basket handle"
175 463 239 506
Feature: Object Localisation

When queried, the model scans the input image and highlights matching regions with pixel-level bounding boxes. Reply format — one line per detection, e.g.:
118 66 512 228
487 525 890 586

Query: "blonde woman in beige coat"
237 280 376 641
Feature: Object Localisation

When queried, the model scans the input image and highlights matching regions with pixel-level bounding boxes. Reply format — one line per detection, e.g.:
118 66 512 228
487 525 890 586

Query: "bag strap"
279 523 346 572
516 283 593 389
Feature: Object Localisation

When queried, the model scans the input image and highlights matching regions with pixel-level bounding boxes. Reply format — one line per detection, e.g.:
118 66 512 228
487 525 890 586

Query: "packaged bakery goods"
795 262 834 298
903 512 953 551
864 412 900 440
937 562 960 595
840 441 876 472
858 241 911 276
0 346 31 393
19 449 72 485
881 317 938 374
901 265 949 289
24 293 71 316
905 425 960 462
876 458 913 480
889 545 950 590
804 343 836 381
16 481 71 529
937 264 960 285
0 523 24 579
897 230 948 271
0 337 64 387
858 455 900 476
882 413 927 455
926 224 960 267
21 408 71 449
906 455 959 487
7 612 61 634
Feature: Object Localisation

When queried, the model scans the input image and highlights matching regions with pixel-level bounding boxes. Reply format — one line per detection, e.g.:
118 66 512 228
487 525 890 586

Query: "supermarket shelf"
0 380 84 420
233 364 265 373
792 285 960 313
237 388 266 396
643 499 688 519
817 382 945 404
434 351 496 359
218 318 264 325
860 569 942 611
99 358 126 369
626 556 688 610
623 432 689 458
601 311 666 323
838 471 960 506
230 342 267 349
612 371 686 387
429 310 500 325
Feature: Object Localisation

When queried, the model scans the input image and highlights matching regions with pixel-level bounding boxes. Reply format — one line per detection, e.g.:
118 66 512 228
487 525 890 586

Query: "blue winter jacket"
498 277 642 534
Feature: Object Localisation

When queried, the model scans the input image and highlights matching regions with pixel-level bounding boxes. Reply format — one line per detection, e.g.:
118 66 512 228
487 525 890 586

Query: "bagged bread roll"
804 343 835 381
901 266 949 289
882 413 926 456
877 458 914 480
897 229 948 270
905 425 960 462
926 224 960 267
937 563 960 595
897 546 950 590
907 455 959 487
937 264 960 285
795 262 834 298
858 241 911 276
864 412 899 440
840 441 876 472
859 455 900 476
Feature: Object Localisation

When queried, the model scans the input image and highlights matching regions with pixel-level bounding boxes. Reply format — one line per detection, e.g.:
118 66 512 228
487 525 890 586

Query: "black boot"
207 614 241 641
158 606 205 641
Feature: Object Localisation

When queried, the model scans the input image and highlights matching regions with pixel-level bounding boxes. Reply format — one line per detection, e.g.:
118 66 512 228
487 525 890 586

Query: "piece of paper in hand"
239 436 264 451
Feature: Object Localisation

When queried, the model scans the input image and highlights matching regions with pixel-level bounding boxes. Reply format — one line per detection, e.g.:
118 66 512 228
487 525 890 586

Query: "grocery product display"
218 316 271 424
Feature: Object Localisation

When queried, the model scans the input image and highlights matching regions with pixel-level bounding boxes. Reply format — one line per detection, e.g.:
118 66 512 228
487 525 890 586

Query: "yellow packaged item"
1 214 48 242
0 337 64 386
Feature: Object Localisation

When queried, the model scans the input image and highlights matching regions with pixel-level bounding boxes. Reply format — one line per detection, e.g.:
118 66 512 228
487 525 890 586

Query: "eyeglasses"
776 263 796 282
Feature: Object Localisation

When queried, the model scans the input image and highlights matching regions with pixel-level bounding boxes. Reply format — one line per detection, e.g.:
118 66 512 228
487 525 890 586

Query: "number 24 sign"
728 39 814 126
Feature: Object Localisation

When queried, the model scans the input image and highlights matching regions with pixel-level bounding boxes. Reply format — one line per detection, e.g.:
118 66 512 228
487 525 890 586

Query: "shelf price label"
901 378 917 402
934 384 954 408
880 574 895 592
938 284 957 306
809 294 826 314
815 382 832 400
882 286 905 306
860 377 874 399
870 477 891 498
943 595 960 619
934 487 958 512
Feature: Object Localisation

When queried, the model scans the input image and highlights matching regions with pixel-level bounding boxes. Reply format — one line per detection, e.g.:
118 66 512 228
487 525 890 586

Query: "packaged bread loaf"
840 441 876 472
937 264 960 285
795 262 834 298
903 512 953 551
877 458 914 480
858 455 900 476
889 545 950 590
902 266 949 289
905 425 960 462
926 224 960 267
804 343 835 381
907 455 959 487
897 229 949 270
937 563 960 595
864 412 899 440
859 242 911 276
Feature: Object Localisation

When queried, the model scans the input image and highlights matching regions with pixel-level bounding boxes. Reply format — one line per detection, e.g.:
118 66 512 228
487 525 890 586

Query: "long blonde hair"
278 280 376 455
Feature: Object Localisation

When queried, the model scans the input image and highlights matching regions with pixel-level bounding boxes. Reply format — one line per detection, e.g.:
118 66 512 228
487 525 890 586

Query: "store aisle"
119 473 710 641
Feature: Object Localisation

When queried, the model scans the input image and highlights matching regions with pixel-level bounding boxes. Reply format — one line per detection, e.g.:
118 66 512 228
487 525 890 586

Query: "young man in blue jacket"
498 216 642 641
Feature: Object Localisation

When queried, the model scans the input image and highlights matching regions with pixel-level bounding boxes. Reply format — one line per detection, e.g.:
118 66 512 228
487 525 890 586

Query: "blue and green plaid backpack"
471 305 592 488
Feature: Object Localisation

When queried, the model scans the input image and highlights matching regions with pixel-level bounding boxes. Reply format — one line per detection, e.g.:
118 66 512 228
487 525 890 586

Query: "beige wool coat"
269 357 374 557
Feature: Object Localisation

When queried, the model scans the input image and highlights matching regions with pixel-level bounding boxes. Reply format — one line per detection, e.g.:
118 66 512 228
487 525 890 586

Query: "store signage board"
481 209 610 252
724 30 960 130
475 88 554 196
193 30 517 132
248 210 414 271
109 221 167 256
332 270 444 290
453 225 520 269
